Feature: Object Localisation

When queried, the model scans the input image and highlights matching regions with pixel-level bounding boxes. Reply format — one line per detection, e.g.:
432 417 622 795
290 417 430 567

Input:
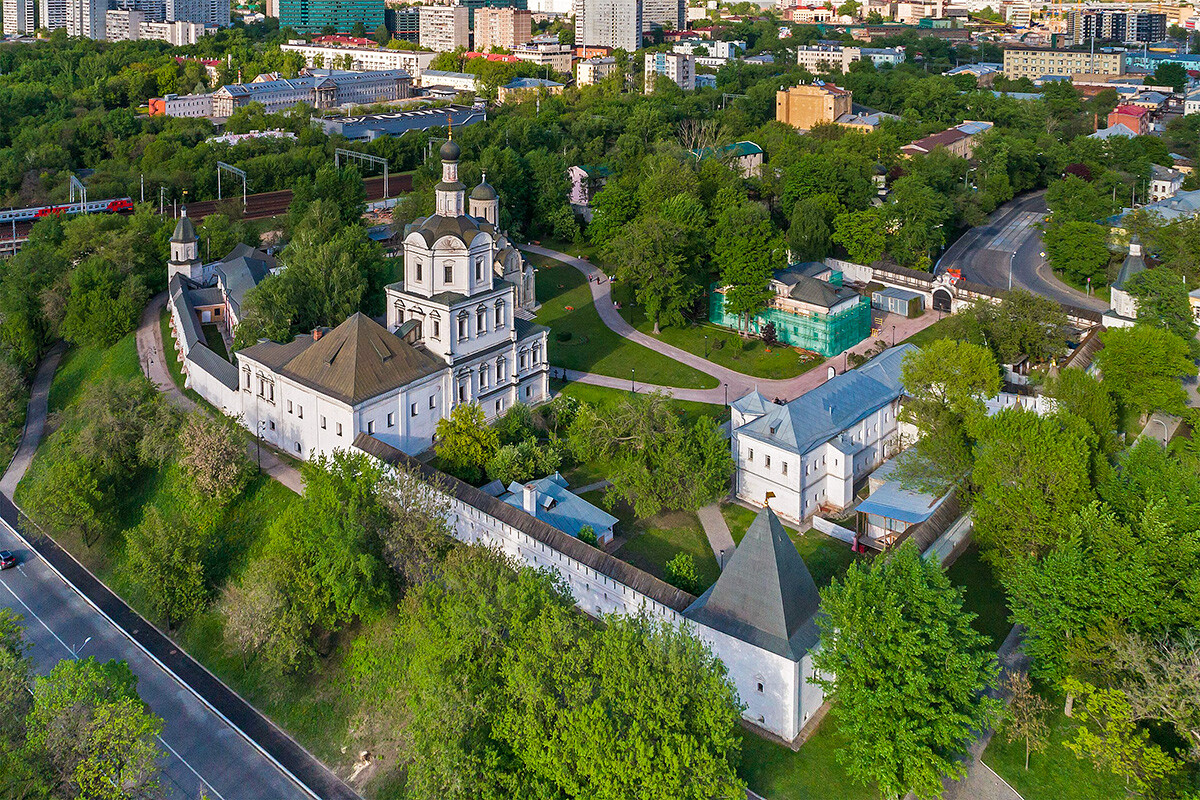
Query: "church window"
497 357 506 381
475 257 483 281
525 386 531 398
495 300 505 328
294 442 301 453
477 305 487 333
321 416 326 430
531 345 539 364
414 260 422 282
480 364 489 389
748 448 754 462
368 420 375 434
297 405 303 419
243 369 250 390
458 313 468 340
458 382 466 403
387 412 395 427
336 423 343 437
429 395 435 409
782 462 788 475
757 682 764 693
519 350 528 370
765 454 771 468
443 261 453 283
431 314 440 340
287 401 293 414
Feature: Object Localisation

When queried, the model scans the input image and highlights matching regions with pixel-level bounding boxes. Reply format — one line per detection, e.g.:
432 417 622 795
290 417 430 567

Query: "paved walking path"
138 293 305 494
570 479 611 494
523 244 939 403
697 502 736 570
0 343 63 498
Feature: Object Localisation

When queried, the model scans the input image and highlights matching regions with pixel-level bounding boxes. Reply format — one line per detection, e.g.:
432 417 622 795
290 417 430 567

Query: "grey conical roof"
470 176 497 201
684 507 822 661
171 208 197 244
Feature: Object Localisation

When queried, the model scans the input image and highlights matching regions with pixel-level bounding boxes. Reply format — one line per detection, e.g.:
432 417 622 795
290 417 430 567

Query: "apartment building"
473 6 531 50
644 50 694 91
419 4 469 52
512 34 573 72
167 0 228 26
574 0 640 50
281 40 438 78
1067 9 1165 44
3 0 34 34
39 0 67 30
1002 46 1125 79
641 0 682 30
776 82 852 130
68 0 107 39
577 55 617 85
795 44 904 73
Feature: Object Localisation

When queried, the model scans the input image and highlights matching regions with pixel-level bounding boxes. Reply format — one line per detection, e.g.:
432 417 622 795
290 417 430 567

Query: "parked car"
0 551 16 570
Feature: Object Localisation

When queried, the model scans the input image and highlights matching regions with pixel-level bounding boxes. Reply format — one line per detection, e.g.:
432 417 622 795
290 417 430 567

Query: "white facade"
1150 165 1185 202
417 69 479 92
419 4 469 52
644 50 694 92
281 41 438 78
39 0 67 30
166 0 228 27
641 0 682 30
155 92 214 117
574 0 641 50
1186 91 1200 116
796 44 904 73
67 0 106 39
105 9 143 39
3 0 34 34
731 345 914 526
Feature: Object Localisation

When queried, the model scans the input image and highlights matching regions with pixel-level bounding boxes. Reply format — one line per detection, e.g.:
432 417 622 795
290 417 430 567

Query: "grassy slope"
984 688 1129 800
16 333 360 775
530 253 718 390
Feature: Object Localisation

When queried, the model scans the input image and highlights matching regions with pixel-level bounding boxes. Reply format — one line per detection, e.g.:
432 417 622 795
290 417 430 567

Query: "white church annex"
166 137 550 461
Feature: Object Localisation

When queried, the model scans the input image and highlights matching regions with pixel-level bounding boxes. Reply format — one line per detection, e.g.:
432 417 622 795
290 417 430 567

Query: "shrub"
665 553 700 594
494 403 535 446
577 525 598 546
555 331 573 343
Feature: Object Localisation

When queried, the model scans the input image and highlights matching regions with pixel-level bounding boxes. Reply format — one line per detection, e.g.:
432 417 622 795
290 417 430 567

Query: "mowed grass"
898 313 956 349
721 502 861 588
588 489 721 591
738 718 876 800
609 279 824 381
17 332 360 773
945 544 1012 651
550 378 727 426
202 323 229 361
984 686 1130 800
530 253 718 390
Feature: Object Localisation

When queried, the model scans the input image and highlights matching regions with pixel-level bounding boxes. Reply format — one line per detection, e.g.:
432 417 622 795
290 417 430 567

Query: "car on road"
0 551 16 570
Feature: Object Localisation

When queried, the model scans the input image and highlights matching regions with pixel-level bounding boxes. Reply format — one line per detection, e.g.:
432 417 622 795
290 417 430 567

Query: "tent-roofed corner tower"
384 136 549 420
684 505 827 742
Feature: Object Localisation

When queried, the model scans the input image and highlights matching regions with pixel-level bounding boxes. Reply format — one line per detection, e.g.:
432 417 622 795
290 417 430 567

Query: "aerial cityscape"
0 0 1198 798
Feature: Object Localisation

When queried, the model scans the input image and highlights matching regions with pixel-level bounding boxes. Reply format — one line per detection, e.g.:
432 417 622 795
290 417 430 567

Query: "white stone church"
167 138 549 460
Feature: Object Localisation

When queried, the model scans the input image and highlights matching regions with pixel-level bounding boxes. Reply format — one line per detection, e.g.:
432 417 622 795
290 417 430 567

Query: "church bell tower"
167 207 203 283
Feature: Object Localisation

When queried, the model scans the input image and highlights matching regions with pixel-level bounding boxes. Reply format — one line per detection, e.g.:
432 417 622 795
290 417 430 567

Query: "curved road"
937 191 1107 313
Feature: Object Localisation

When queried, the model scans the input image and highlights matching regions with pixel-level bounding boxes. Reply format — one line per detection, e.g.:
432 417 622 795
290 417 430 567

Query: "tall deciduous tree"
123 506 207 631
178 412 252 504
813 542 1000 800
1000 672 1049 770
1095 325 1196 418
971 409 1097 570
1044 221 1110 285
832 207 886 265
604 215 699 333
435 402 500 484
714 195 784 336
1126 267 1199 345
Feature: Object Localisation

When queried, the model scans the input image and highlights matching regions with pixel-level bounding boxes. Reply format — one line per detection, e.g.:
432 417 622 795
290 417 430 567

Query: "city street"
937 190 1108 313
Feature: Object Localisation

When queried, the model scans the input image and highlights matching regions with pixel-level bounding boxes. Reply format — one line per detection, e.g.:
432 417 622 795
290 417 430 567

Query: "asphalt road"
0 498 319 800
937 190 1108 314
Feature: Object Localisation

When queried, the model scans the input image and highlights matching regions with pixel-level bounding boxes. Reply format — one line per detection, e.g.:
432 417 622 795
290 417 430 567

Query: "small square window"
429 395 435 409
287 400 293 414
368 420 375 434
297 405 303 419
294 442 301 453
336 423 343 437
320 416 326 430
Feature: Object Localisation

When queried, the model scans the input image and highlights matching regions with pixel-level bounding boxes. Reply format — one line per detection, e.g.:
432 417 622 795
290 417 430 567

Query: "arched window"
476 304 487 333
479 363 489 390
430 311 441 340
497 356 506 382
413 259 422 282
495 299 505 328
457 311 468 341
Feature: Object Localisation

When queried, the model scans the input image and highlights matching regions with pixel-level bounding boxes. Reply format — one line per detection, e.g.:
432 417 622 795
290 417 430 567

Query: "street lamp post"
1008 251 1015 292
630 368 635 393
704 334 708 357
891 325 896 346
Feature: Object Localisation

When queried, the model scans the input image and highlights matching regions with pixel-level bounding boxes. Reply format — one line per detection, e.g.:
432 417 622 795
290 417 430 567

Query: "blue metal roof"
499 474 617 539
857 479 946 524
873 286 923 301
737 344 915 455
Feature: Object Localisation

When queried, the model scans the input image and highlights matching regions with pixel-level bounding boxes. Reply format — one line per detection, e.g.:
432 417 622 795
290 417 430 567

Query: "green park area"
530 253 718 389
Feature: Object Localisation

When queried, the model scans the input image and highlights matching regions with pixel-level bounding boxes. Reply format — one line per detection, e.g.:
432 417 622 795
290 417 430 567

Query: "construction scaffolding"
708 289 871 357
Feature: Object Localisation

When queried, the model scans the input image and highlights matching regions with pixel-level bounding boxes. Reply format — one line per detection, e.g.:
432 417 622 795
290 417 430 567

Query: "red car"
0 551 15 570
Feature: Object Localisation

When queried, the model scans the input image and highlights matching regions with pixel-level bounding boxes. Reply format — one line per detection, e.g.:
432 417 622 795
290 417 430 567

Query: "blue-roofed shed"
854 458 957 551
499 473 618 545
870 286 924 317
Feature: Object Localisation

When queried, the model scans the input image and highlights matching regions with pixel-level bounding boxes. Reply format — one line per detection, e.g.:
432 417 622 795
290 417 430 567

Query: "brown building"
473 7 532 52
776 82 852 131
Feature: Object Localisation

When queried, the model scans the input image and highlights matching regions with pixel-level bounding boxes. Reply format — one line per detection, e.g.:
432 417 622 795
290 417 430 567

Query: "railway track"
1 174 414 252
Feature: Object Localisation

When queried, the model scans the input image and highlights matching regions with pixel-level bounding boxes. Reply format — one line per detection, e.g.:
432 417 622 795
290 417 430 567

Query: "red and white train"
0 197 134 224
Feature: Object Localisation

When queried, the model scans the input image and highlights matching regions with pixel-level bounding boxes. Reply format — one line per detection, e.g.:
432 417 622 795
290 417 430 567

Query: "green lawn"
550 379 727 426
530 253 718 390
739 718 876 800
47 332 141 413
984 688 1130 800
946 544 1012 651
721 503 861 588
589 489 721 591
899 313 956 349
1053 267 1111 303
202 323 230 361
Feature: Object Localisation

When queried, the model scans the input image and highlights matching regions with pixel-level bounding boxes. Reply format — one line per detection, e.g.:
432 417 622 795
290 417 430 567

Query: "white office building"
3 0 34 34
166 0 228 27
418 4 469 52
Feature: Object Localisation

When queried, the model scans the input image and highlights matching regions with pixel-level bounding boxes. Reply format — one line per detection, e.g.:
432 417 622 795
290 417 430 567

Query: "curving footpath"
522 244 939 404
